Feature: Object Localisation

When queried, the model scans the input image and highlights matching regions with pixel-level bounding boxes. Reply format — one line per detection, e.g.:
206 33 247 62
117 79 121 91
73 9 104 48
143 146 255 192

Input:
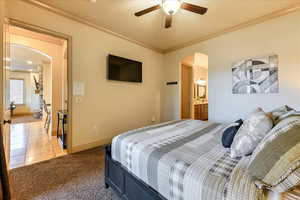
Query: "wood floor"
10 121 67 169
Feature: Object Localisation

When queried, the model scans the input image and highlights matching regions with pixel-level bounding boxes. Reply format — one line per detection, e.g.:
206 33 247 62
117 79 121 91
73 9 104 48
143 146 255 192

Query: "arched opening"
10 43 52 120
180 53 208 120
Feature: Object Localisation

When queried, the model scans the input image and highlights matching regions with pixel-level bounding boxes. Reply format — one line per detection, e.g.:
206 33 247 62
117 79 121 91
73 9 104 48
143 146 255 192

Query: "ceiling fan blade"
181 2 208 15
134 5 161 17
165 15 172 29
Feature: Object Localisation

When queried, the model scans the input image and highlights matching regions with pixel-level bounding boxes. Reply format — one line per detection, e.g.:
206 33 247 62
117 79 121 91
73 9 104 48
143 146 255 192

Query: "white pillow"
230 108 273 158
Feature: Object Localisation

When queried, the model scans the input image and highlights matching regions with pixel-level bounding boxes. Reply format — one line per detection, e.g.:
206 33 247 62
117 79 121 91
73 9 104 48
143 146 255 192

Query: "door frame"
0 127 10 200
5 18 74 154
1 18 11 200
179 63 194 119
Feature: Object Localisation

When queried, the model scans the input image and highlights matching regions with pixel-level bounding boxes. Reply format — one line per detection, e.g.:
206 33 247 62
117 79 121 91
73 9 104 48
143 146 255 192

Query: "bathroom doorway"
180 53 208 120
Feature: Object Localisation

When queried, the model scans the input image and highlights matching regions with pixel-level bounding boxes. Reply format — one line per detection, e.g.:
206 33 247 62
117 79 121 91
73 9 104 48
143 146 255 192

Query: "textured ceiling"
33 0 300 52
10 44 50 72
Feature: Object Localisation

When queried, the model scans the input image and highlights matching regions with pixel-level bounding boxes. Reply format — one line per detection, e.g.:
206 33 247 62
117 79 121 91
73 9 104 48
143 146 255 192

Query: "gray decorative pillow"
275 110 300 123
247 116 300 192
252 114 300 158
267 105 294 125
230 108 273 158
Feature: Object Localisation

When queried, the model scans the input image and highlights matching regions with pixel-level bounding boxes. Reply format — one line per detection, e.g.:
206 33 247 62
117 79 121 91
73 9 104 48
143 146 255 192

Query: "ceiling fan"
134 0 208 29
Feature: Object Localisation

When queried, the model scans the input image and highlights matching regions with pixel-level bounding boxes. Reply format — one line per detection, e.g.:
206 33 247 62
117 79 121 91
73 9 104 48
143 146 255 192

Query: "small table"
57 110 68 149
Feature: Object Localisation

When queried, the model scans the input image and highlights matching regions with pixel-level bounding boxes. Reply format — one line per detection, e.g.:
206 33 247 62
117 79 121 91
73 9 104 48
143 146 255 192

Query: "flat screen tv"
108 55 142 83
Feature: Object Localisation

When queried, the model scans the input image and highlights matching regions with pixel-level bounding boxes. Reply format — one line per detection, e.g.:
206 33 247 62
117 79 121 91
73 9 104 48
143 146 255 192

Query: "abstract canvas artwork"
232 55 279 94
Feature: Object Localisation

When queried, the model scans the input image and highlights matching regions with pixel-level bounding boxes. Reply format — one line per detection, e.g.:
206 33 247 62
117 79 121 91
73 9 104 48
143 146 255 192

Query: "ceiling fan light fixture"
162 0 182 15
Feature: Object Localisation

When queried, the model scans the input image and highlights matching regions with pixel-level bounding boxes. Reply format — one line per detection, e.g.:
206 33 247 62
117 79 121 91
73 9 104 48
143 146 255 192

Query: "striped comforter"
112 120 263 200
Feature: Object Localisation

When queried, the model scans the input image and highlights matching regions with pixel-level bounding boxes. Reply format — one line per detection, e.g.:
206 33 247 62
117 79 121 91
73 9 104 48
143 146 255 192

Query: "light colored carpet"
10 148 119 200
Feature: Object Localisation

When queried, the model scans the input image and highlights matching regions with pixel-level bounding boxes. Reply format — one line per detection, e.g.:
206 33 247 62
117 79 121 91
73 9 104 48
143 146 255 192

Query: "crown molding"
9 25 65 46
20 0 164 54
20 0 300 54
163 2 300 53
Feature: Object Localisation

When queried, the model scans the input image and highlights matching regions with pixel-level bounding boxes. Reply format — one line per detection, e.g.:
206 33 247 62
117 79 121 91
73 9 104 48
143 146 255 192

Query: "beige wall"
193 67 207 83
162 10 300 123
42 63 52 106
62 41 68 110
9 33 64 134
6 0 164 149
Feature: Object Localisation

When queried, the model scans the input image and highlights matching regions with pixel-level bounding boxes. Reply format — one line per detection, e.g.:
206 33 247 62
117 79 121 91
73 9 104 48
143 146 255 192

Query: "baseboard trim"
71 138 112 153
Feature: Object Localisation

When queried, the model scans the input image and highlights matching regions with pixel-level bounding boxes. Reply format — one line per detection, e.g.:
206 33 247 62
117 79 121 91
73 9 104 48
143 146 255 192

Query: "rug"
10 148 119 200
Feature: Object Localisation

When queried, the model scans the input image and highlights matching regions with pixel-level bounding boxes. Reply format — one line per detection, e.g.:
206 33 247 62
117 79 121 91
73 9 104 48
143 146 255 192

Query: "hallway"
10 121 67 169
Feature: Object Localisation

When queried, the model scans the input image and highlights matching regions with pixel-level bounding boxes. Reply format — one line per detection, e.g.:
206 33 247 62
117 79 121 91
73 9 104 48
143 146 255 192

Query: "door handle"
3 120 11 124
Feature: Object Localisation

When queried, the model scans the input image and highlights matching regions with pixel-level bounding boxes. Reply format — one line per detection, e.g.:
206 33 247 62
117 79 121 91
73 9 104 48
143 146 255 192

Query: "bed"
105 120 280 200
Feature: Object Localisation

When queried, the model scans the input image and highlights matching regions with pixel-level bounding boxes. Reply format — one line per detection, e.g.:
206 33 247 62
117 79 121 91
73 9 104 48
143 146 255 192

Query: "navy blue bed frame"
105 145 166 200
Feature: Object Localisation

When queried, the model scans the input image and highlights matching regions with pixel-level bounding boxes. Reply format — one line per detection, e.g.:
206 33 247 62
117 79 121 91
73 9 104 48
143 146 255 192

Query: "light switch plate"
73 81 85 96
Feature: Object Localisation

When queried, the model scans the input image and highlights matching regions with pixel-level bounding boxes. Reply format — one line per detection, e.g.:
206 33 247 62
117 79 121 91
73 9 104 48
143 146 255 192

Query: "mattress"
112 120 264 200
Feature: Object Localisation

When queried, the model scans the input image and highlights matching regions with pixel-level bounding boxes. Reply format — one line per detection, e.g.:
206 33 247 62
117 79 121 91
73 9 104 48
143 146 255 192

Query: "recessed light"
27 60 33 65
89 0 96 2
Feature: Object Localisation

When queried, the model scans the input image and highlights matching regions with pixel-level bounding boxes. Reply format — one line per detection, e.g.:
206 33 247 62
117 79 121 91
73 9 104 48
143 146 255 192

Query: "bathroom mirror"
194 84 206 99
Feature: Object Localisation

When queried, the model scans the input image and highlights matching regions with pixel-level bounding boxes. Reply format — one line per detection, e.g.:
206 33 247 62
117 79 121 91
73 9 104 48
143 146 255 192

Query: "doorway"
3 21 71 169
180 53 208 120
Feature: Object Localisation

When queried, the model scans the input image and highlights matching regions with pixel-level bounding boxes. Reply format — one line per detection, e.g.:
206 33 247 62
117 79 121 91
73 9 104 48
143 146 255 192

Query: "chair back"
43 100 50 114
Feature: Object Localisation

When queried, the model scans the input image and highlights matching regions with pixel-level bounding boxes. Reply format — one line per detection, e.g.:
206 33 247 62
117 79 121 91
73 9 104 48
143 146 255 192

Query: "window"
10 79 25 105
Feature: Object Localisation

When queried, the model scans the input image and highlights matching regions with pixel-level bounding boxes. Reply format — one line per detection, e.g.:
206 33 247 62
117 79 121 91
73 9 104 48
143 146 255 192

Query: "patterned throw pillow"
230 108 273 158
248 116 300 192
250 115 300 160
